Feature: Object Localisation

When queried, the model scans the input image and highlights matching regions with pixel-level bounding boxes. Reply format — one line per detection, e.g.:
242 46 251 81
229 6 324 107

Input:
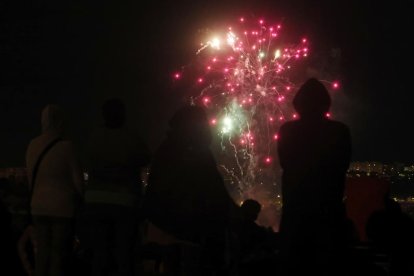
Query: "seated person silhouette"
235 199 279 257
366 194 414 275
232 199 280 275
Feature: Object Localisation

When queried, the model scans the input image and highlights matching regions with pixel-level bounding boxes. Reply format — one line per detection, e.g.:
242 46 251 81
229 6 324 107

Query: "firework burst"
173 17 339 200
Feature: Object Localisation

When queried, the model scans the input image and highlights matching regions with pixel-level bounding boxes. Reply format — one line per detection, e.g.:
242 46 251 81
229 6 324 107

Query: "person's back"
25 104 84 276
146 141 231 242
277 78 352 275
84 98 150 276
86 99 150 206
26 105 84 219
86 127 148 205
27 136 83 217
145 105 235 242
279 119 351 215
144 105 237 275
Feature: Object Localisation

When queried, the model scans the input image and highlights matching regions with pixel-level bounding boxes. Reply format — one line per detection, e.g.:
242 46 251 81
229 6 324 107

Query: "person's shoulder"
279 121 300 134
103 126 143 143
26 134 47 152
58 139 77 151
59 139 73 145
26 137 38 151
327 120 350 133
280 120 298 130
328 120 348 128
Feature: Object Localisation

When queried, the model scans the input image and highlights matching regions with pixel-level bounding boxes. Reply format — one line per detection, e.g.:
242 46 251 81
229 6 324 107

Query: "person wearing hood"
25 104 84 276
144 105 238 275
277 78 352 275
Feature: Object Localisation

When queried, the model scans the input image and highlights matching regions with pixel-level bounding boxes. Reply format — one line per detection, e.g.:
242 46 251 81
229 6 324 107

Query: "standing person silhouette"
84 98 150 276
25 104 84 276
144 105 238 275
277 78 352 275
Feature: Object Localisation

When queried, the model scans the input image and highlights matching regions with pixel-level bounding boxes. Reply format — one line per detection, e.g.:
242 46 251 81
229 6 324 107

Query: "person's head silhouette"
102 98 126 129
41 104 65 135
293 78 331 119
168 104 212 148
240 199 262 222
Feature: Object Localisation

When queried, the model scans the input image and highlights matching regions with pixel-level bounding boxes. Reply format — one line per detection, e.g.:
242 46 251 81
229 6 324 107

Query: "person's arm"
17 225 35 276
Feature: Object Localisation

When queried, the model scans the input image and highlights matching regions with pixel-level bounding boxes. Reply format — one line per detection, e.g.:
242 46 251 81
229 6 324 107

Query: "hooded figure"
25 104 84 276
277 78 352 274
145 105 235 241
144 105 237 273
26 104 83 217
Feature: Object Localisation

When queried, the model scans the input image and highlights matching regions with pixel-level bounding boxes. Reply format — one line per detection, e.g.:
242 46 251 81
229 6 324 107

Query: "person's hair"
102 98 126 128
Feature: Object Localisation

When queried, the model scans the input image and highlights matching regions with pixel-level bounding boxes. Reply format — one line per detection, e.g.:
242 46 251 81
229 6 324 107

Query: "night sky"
0 0 412 167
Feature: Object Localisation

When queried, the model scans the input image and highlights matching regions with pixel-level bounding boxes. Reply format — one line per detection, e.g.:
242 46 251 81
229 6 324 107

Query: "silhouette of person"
277 78 352 275
366 194 414 275
144 104 238 274
235 199 278 255
84 98 150 276
232 199 279 275
25 104 84 276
